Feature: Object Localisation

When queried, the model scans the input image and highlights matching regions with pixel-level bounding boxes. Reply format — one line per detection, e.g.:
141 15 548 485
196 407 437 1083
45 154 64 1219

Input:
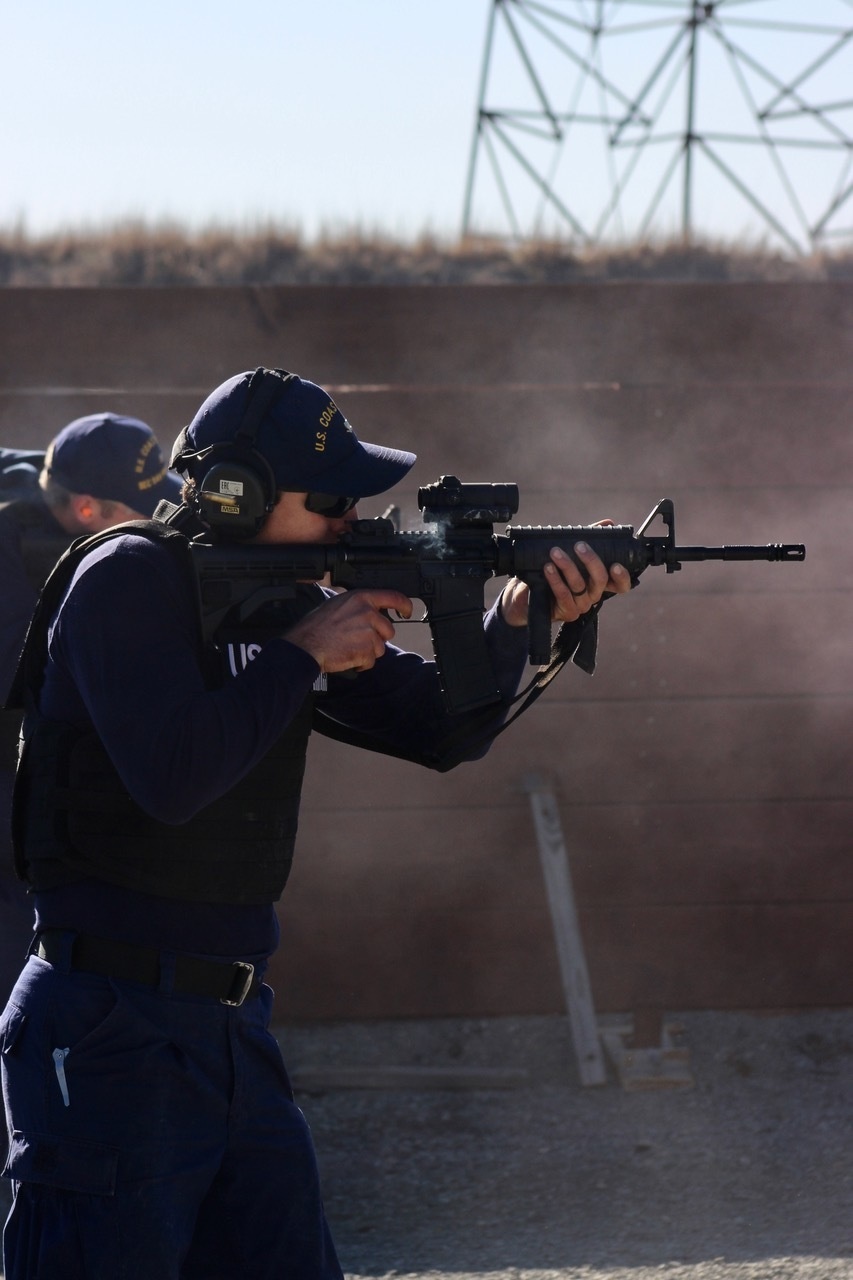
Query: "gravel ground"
278 1010 853 1280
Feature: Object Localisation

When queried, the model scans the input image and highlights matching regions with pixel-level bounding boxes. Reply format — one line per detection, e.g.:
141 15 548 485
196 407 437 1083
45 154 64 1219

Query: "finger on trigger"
371 589 413 620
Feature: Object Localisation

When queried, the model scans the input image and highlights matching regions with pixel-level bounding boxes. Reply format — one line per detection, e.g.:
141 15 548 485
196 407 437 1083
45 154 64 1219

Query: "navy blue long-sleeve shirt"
33 532 530 967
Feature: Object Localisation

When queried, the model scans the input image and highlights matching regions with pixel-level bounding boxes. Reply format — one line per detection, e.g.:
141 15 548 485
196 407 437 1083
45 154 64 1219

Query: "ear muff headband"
175 367 296 540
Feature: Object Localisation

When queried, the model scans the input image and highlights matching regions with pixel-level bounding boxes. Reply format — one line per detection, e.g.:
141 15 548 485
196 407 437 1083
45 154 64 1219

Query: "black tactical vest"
10 520 318 905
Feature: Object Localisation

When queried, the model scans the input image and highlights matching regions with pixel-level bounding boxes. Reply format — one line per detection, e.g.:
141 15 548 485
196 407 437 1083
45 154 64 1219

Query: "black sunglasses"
304 492 359 518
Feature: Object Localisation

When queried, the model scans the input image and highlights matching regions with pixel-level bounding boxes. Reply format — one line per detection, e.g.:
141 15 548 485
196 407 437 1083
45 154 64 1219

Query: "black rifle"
190 476 806 715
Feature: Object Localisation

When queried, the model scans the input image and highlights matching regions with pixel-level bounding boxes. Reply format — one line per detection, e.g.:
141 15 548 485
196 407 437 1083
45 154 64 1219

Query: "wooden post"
523 772 607 1086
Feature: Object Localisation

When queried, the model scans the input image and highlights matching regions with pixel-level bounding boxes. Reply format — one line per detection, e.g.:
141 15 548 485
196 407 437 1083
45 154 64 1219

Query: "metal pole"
461 0 500 238
682 1 702 241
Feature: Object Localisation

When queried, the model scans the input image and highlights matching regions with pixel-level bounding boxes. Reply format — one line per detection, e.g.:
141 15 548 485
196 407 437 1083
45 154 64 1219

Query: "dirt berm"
280 1009 853 1280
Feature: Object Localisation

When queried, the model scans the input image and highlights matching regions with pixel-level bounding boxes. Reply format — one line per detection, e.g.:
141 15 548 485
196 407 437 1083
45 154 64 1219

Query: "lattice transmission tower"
462 0 853 253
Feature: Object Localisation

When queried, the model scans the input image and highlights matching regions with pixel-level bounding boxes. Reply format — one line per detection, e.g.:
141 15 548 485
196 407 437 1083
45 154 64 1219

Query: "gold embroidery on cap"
135 438 156 474
314 399 338 453
138 465 167 491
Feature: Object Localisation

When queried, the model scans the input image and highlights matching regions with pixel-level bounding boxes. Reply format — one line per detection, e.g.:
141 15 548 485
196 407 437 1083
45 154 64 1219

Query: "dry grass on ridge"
2 222 853 286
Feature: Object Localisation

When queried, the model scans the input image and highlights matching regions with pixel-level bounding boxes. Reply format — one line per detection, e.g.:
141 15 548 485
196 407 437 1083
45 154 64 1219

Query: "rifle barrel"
672 544 806 563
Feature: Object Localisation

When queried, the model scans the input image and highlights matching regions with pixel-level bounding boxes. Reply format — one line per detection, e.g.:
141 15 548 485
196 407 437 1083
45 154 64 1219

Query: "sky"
2 0 490 241
3 1 853 251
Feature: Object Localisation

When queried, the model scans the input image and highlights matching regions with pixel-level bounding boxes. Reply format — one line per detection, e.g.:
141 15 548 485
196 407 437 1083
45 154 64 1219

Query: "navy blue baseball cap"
174 370 416 497
45 413 182 516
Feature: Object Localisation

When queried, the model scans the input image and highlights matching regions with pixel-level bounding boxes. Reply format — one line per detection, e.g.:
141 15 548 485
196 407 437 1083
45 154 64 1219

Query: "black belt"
35 930 260 1007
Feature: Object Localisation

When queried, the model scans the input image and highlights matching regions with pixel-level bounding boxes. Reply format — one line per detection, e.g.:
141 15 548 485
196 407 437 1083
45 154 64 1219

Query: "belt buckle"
221 961 255 1007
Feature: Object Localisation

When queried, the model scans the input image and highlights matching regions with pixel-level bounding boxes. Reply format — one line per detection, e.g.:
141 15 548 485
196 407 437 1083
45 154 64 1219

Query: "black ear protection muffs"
171 367 296 541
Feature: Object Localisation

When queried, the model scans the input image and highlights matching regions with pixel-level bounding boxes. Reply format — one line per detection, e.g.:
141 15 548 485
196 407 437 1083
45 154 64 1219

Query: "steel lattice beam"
462 0 853 252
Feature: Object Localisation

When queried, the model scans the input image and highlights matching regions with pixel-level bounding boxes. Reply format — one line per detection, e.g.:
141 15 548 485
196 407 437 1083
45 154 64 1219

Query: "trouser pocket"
2 1138 121 1280
5 1130 118 1195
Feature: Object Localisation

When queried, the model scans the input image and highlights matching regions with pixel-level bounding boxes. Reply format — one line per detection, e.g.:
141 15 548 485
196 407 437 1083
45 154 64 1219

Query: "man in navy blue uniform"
0 414 182 1009
0 369 630 1279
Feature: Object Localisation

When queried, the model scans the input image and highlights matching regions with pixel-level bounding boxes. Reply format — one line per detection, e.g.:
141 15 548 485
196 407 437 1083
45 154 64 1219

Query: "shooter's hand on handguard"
500 526 632 627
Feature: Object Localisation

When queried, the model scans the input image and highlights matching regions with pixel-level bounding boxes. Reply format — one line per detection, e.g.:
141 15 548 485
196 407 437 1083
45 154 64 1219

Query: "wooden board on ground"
598 1015 695 1092
290 1065 529 1093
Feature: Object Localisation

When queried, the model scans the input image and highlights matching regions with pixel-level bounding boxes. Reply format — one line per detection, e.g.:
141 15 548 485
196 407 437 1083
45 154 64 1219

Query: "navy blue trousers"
0 947 343 1279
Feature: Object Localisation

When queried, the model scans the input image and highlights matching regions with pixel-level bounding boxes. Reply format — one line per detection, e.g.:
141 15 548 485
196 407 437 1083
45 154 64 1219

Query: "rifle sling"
315 606 600 773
